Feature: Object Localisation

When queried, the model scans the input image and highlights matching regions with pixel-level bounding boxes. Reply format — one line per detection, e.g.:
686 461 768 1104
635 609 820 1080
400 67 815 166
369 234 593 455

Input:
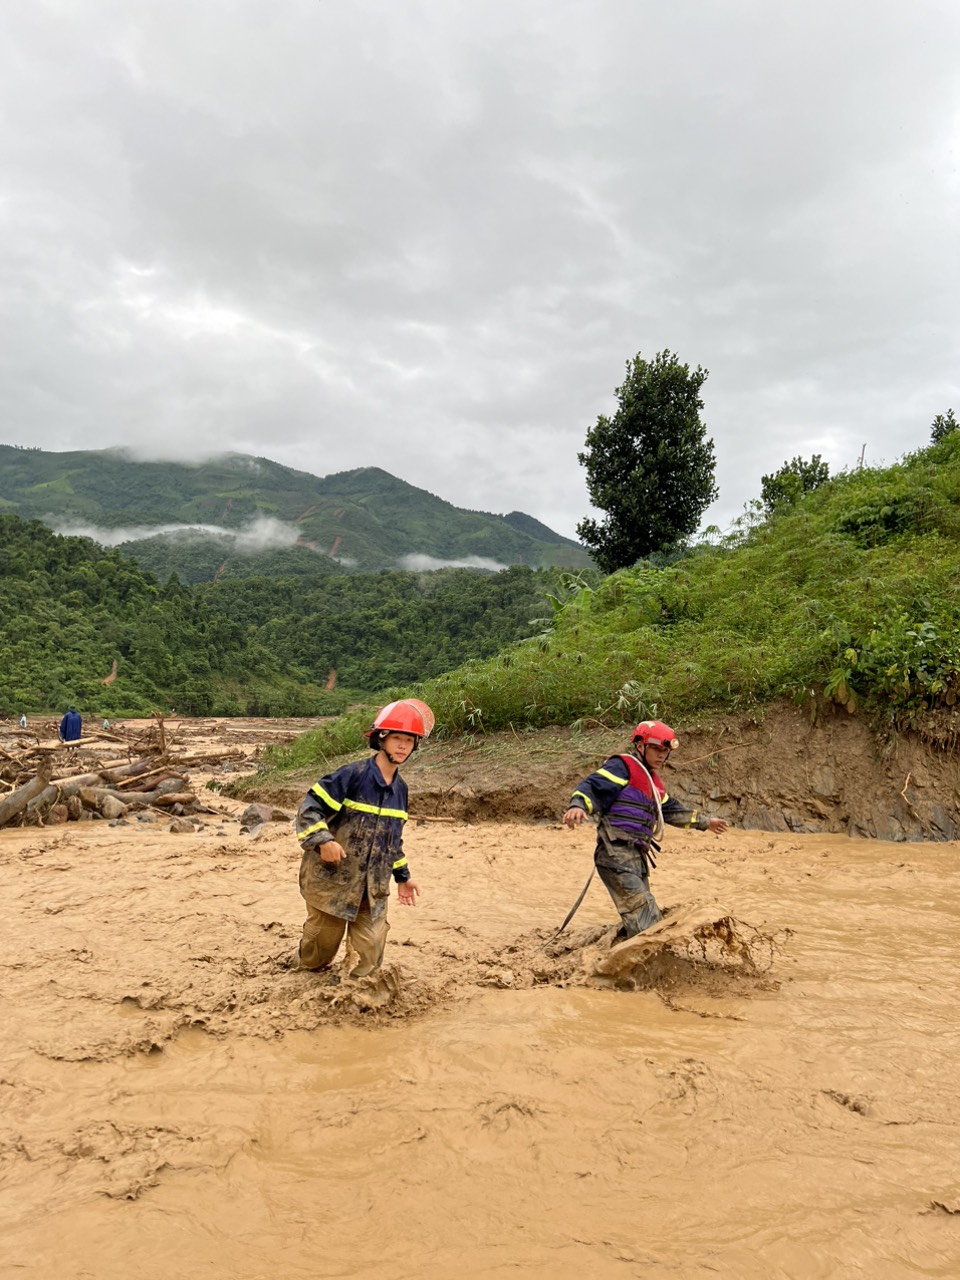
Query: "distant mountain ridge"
0 445 591 578
501 509 583 548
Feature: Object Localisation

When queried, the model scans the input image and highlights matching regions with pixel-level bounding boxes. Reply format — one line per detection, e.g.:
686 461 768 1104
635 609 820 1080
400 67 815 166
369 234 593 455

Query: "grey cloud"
2 1 958 540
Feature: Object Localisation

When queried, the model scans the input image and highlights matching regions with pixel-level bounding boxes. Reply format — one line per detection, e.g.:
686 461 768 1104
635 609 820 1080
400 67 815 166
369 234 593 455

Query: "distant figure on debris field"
562 720 730 940
294 699 434 978
58 707 83 743
18 712 27 729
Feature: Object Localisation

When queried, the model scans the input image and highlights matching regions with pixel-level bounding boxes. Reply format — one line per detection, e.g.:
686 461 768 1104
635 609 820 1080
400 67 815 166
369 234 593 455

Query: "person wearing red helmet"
294 699 433 977
562 719 729 939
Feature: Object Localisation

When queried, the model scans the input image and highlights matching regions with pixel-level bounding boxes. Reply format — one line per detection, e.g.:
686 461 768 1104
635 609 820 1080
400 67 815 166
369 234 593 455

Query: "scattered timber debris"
0 712 245 830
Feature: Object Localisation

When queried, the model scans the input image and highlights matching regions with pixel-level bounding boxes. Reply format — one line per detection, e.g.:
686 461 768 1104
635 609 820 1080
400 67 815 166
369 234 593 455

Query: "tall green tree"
931 408 958 445
576 350 718 573
760 454 830 512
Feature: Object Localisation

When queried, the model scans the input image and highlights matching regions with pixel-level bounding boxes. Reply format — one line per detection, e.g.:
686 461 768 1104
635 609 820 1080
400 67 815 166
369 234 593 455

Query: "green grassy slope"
0 447 591 575
261 434 960 772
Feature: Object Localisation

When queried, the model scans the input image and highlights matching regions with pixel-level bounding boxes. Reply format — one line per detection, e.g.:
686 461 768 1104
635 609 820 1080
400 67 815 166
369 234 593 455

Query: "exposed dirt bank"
247 701 960 842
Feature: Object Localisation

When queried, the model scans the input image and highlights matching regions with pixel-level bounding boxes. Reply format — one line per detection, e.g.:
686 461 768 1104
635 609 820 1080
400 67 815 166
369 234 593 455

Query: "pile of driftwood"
0 711 263 829
0 756 212 829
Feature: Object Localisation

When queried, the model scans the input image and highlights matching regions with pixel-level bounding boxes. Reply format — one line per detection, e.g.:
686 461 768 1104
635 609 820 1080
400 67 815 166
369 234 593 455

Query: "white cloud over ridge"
51 514 303 553
50 518 511 572
397 553 509 573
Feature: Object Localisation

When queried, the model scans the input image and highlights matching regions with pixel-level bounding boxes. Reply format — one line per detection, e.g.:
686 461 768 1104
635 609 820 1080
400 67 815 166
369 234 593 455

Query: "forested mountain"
500 510 583 547
0 446 591 577
0 515 561 716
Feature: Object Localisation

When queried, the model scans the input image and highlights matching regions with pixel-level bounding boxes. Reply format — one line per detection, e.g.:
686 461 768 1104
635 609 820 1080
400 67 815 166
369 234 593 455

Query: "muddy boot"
617 899 662 938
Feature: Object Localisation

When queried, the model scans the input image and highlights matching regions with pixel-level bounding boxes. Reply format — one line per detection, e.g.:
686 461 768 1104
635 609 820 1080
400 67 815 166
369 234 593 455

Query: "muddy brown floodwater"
2 725 960 1278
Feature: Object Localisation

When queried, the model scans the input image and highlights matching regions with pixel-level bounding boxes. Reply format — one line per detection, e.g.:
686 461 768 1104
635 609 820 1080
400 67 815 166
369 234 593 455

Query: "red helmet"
366 698 435 742
632 719 679 751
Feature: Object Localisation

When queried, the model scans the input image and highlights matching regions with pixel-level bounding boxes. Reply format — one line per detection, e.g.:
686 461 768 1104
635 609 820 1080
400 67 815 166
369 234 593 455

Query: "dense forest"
0 515 562 717
117 530 345 585
0 517 252 717
197 566 557 690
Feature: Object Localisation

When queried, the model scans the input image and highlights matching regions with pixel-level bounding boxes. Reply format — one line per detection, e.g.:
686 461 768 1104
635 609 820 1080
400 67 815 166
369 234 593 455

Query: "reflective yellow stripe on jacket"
341 798 408 820
297 785 408 842
298 819 329 842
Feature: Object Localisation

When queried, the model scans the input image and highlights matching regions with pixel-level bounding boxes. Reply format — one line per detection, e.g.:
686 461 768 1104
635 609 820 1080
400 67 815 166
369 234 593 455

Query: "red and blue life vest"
605 754 666 845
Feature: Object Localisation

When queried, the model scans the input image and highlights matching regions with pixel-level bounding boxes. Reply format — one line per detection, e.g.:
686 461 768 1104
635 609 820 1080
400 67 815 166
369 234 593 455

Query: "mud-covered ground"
2 716 960 1278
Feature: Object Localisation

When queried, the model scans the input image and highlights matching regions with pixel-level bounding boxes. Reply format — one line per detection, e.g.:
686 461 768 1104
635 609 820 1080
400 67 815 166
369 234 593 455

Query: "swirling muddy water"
2 817 959 1279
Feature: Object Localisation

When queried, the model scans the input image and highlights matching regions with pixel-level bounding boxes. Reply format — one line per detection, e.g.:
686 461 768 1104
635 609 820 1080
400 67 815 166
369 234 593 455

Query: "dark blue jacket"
295 756 410 921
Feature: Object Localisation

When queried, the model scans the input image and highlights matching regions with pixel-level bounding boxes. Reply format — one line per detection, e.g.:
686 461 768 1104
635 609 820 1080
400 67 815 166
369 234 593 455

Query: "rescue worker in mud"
562 720 729 939
294 699 433 978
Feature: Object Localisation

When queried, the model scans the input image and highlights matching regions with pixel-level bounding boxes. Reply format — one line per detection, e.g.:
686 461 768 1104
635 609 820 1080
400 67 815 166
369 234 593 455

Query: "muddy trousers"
298 893 389 977
596 863 662 938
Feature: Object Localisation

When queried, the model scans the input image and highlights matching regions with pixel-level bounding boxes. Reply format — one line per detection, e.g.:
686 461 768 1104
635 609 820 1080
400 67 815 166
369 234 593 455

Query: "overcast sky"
2 1 958 539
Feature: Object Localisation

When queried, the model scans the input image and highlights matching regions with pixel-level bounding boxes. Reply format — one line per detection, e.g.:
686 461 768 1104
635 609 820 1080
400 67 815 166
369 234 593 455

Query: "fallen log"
26 780 89 816
25 784 197 819
169 749 247 766
100 759 156 784
49 771 103 788
103 789 196 808
0 765 53 829
115 767 186 791
142 791 196 808
90 728 132 744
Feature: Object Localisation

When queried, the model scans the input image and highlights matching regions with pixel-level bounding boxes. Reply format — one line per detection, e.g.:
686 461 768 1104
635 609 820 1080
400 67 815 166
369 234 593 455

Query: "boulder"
100 794 129 821
239 798 285 829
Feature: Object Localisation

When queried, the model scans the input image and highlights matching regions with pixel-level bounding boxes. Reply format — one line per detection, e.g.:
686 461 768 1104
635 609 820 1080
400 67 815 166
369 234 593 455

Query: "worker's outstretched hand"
562 807 588 828
319 840 347 863
707 817 729 835
397 880 420 906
